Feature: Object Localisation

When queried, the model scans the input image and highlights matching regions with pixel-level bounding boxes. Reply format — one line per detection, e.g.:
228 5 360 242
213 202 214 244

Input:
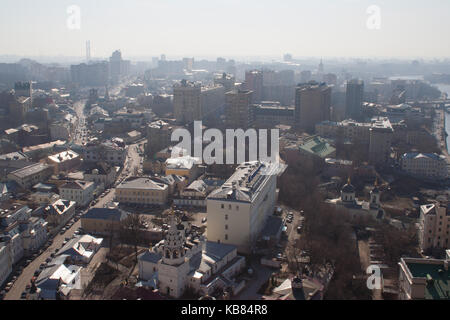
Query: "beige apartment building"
206 161 277 253
173 80 202 124
59 180 95 207
173 80 225 125
295 82 331 133
224 89 254 129
418 202 450 252
115 177 169 205
7 163 53 189
368 117 393 166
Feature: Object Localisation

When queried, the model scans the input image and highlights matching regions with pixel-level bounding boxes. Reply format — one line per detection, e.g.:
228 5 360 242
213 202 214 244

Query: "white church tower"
157 215 190 298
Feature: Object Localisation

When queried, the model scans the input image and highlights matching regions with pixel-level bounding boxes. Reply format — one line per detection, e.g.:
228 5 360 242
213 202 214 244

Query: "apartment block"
207 161 277 253
418 203 450 252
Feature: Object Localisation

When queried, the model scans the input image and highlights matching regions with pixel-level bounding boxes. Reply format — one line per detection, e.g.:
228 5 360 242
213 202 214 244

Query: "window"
228 204 232 210
221 204 224 209
236 206 239 210
225 234 228 240
225 214 228 220
225 225 228 230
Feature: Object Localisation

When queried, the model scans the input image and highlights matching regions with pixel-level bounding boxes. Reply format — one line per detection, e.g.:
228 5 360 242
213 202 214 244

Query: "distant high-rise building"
300 70 312 83
216 57 227 71
224 90 254 129
14 81 32 97
70 62 109 87
182 57 194 72
109 50 130 82
368 117 393 166
244 70 263 103
345 79 364 121
86 41 91 62
173 80 225 125
318 59 324 73
173 80 202 124
283 53 293 62
295 82 331 132
323 73 337 86
261 70 295 105
200 85 225 117
214 73 235 93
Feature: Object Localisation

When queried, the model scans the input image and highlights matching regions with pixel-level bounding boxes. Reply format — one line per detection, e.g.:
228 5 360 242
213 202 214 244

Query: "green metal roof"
299 136 336 159
407 262 450 300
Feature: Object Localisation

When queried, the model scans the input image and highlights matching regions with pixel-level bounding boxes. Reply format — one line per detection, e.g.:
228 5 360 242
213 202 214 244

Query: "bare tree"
119 213 146 263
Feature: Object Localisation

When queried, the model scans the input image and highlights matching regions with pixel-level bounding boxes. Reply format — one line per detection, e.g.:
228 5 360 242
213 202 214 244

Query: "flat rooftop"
406 261 450 300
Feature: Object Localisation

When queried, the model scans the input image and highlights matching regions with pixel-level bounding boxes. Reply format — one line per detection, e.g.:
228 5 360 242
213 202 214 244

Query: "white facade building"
206 161 277 253
59 180 95 207
0 242 12 287
418 202 450 252
21 217 48 254
401 153 449 180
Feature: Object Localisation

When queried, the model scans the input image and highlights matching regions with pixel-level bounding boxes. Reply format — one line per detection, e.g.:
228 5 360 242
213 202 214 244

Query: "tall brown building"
225 90 254 129
295 82 331 133
244 70 263 103
173 80 202 124
173 80 225 125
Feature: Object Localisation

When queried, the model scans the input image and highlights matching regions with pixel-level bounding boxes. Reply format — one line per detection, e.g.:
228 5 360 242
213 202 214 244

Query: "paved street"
4 218 82 300
3 92 144 300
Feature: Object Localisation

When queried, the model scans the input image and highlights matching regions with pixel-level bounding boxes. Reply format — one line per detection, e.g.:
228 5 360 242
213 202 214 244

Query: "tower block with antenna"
86 40 91 62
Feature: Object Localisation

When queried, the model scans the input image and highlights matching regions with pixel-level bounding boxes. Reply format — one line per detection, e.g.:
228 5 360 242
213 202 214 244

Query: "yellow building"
115 177 169 205
81 208 128 236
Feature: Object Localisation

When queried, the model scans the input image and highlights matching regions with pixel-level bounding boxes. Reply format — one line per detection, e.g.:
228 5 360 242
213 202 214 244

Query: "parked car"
21 292 27 299
296 226 302 234
201 217 207 223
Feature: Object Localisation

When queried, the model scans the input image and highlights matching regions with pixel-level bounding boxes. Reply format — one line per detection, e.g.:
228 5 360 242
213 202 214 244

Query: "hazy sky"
1 0 450 60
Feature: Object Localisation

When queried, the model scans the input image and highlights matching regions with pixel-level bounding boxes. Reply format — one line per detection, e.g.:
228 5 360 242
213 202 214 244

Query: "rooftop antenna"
86 40 91 62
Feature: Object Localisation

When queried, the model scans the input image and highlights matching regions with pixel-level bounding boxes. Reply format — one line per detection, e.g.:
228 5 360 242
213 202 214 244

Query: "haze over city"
0 0 450 310
1 0 450 59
